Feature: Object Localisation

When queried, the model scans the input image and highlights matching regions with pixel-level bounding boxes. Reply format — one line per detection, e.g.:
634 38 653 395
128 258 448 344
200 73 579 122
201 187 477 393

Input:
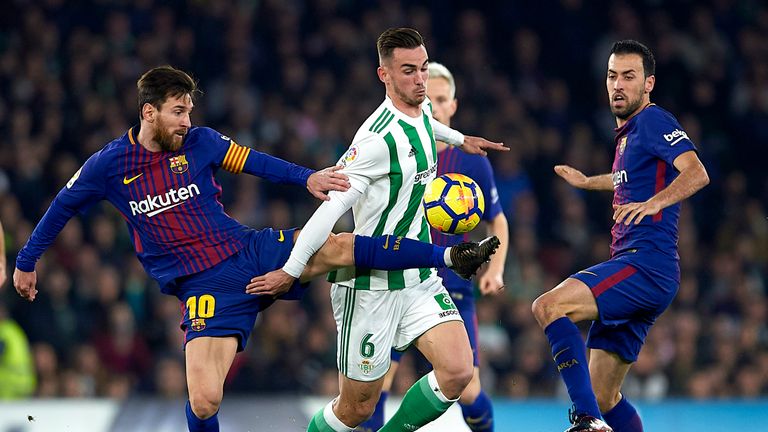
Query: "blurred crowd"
0 0 766 402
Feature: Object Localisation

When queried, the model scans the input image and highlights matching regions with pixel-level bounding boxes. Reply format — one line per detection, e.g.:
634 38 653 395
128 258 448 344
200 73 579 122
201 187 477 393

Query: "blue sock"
185 400 220 432
357 391 387 432
544 317 601 419
460 390 494 431
603 396 643 432
354 235 447 270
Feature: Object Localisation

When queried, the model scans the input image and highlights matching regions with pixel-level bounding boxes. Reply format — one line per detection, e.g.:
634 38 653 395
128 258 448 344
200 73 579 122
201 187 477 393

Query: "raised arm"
554 165 615 191
213 129 349 200
431 120 508 156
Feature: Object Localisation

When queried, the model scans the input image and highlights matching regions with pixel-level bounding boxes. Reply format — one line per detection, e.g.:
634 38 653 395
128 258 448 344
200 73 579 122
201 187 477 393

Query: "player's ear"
377 65 387 85
141 103 155 122
448 98 458 117
644 75 655 94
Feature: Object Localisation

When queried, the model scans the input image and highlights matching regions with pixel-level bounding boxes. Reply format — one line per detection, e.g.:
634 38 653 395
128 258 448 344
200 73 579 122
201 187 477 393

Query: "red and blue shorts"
570 249 680 362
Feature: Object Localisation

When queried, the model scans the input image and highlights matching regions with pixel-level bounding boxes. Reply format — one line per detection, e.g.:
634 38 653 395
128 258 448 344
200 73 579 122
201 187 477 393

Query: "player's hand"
460 136 508 156
554 165 589 189
307 166 351 201
612 200 662 225
478 269 505 296
13 268 38 301
246 269 295 297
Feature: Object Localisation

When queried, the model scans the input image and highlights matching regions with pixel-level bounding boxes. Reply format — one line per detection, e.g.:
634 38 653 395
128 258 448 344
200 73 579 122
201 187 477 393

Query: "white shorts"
331 277 463 381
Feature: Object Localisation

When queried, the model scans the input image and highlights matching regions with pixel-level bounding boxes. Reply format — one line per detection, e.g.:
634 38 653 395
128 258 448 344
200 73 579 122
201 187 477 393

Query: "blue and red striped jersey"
610 104 696 258
432 146 503 295
16 125 313 292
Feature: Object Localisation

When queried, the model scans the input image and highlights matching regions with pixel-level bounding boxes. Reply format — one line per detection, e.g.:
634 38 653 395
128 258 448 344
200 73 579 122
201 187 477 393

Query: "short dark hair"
610 40 655 77
377 28 425 63
137 66 199 117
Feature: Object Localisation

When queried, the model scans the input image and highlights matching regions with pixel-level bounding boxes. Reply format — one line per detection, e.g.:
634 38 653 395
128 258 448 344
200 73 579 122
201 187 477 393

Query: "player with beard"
250 28 508 432
532 40 709 432
13 65 502 432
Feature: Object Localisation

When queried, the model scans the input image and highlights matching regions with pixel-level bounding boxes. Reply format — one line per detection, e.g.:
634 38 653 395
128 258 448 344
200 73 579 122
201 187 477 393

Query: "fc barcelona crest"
169 154 189 174
618 137 627 155
191 318 206 331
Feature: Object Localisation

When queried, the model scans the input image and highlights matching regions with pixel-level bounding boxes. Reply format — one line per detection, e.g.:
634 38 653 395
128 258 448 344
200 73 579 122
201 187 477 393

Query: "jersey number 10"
187 294 216 319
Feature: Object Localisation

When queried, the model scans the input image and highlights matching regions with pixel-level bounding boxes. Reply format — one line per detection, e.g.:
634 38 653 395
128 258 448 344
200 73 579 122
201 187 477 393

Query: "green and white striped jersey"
328 96 439 291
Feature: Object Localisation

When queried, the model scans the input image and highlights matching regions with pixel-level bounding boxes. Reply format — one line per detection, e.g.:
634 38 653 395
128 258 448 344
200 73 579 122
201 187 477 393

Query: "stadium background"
0 0 766 430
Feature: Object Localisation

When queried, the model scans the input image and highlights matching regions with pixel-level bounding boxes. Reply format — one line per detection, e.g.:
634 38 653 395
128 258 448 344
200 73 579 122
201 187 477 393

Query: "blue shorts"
391 289 480 367
176 228 307 352
570 249 679 362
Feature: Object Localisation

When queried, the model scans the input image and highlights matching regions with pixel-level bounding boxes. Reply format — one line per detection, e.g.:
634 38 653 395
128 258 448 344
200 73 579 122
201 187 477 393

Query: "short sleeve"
336 134 390 194
642 110 697 167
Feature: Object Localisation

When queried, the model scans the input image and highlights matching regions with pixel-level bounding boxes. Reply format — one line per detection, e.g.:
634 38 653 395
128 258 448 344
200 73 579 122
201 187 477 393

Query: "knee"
437 362 474 400
189 389 222 419
531 292 561 327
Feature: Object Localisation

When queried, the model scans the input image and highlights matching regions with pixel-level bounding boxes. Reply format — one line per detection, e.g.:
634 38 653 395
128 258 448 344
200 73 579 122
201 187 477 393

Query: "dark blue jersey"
16 125 313 292
610 104 696 259
433 146 503 295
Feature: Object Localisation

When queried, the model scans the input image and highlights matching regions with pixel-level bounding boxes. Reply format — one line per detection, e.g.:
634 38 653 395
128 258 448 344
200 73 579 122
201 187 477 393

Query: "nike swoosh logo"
383 235 389 249
277 230 285 242
577 270 598 277
553 347 571 360
123 173 143 184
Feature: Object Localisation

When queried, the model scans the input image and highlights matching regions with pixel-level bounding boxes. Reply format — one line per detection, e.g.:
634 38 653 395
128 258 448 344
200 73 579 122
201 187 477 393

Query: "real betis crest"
359 359 374 376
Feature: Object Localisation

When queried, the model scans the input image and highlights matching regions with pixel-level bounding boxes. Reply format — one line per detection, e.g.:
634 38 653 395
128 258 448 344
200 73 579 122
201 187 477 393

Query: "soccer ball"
423 173 485 235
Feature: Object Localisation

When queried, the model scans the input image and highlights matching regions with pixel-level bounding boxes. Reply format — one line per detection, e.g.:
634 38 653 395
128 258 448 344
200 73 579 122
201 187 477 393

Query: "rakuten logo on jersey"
663 129 689 145
612 170 628 188
129 184 201 217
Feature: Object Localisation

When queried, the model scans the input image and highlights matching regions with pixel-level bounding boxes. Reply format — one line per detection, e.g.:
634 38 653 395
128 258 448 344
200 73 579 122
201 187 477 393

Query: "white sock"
444 248 453 267
324 398 355 432
426 370 459 403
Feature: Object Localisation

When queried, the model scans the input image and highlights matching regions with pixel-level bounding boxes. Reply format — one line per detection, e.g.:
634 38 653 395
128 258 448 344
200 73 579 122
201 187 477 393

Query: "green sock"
308 402 354 432
307 406 333 432
378 372 455 431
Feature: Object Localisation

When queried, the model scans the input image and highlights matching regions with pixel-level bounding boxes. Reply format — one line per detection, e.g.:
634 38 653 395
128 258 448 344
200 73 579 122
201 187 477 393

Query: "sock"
307 399 355 432
378 371 456 432
544 317 602 419
354 235 448 270
356 391 387 432
460 390 494 431
603 395 643 432
185 400 219 432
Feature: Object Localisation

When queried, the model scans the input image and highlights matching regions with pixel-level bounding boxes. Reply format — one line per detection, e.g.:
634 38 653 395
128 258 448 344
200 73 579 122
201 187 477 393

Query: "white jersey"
328 96 439 291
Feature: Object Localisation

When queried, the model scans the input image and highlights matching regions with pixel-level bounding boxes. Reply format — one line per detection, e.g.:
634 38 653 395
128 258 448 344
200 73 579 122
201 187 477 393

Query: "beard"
393 84 426 107
610 89 645 120
153 121 185 152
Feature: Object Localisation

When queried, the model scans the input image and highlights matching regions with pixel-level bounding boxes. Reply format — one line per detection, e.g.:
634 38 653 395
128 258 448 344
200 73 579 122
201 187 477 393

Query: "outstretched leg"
300 233 499 281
